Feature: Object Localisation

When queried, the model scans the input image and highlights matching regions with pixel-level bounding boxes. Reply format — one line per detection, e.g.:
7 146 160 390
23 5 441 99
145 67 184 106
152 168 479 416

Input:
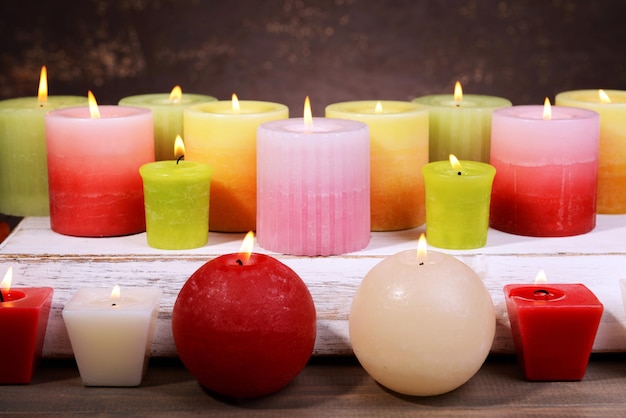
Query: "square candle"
0 286 54 384
503 283 603 381
62 287 161 386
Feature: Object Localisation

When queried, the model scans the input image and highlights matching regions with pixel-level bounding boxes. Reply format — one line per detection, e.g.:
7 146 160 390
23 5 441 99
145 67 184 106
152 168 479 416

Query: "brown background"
1 0 626 115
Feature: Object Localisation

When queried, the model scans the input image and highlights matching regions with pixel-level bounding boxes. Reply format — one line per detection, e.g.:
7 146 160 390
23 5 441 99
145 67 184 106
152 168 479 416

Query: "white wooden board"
1 216 626 357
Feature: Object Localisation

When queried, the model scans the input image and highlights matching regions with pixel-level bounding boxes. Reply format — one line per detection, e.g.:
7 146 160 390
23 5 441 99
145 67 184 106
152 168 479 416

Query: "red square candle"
504 282 603 381
0 269 54 384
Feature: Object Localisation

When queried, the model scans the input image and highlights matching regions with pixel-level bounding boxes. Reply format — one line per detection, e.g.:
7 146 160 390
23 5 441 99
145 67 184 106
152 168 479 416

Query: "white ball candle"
349 236 495 396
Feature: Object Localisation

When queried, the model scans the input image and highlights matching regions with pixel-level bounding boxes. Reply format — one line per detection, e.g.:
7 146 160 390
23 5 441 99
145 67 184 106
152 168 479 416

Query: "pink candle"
490 104 599 237
256 116 370 256
45 105 154 237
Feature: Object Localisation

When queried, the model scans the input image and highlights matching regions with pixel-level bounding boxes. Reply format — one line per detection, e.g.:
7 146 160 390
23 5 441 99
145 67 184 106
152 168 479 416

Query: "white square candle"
62 287 161 386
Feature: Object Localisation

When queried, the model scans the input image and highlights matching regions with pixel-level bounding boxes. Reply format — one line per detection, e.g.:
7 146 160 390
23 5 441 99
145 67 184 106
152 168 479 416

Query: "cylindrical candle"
555 90 626 213
422 158 496 249
350 243 495 396
413 89 511 162
257 117 370 256
139 160 213 250
325 100 429 231
0 96 87 216
119 91 216 161
45 105 154 237
184 100 288 232
490 105 599 237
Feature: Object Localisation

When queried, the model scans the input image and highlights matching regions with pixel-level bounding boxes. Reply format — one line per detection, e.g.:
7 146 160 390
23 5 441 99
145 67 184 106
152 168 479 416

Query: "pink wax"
45 106 154 237
490 105 599 237
256 117 370 256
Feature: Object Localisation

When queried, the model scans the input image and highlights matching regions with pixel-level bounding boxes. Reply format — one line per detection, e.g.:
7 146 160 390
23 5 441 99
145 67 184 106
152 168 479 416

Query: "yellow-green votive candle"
422 156 496 249
139 157 213 250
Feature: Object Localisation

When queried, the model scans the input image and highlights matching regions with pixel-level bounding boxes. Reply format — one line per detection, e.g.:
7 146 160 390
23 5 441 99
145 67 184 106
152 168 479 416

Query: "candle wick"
111 303 117 307
419 262 424 266
176 155 185 165
457 171 462 176
236 259 243 266
0 290 4 302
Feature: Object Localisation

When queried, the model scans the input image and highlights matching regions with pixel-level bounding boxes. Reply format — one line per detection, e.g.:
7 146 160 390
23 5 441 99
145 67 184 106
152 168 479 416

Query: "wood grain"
1 216 626 357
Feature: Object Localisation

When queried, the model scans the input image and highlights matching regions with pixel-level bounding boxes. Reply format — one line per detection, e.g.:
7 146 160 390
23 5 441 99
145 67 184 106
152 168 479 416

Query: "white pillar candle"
256 116 370 256
62 287 161 387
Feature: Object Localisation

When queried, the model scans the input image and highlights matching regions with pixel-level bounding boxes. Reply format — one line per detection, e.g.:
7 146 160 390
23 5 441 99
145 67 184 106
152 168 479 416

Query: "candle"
45 92 154 237
412 81 511 162
62 286 162 387
555 89 626 213
325 100 429 231
0 66 87 216
184 95 288 232
504 271 603 381
256 97 370 256
139 136 213 250
0 267 54 384
119 86 216 161
422 155 496 249
172 232 316 398
489 100 600 237
349 235 495 396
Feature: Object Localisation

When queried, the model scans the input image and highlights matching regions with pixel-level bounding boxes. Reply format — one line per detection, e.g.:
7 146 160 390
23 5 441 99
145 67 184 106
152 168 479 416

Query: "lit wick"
176 155 184 165
236 259 243 266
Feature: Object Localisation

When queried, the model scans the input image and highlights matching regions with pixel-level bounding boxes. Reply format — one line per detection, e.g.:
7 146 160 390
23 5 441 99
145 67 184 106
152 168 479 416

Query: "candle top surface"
46 105 152 119
119 93 217 107
186 100 288 116
64 287 162 311
260 117 367 134
0 96 87 112
412 94 511 109
423 160 496 177
494 105 599 121
0 287 53 308
505 284 603 307
139 160 213 179
325 100 428 116
556 89 626 105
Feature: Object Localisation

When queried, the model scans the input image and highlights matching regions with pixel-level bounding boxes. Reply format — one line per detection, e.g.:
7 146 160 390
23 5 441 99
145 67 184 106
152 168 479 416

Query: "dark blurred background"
2 0 626 116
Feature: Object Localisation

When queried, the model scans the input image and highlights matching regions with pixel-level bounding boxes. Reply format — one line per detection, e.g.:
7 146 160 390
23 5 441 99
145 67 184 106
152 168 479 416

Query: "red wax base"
0 287 54 384
504 284 603 381
172 253 316 398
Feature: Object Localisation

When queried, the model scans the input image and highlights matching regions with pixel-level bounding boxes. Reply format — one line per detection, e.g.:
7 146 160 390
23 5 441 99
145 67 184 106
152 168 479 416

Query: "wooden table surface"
3 355 626 417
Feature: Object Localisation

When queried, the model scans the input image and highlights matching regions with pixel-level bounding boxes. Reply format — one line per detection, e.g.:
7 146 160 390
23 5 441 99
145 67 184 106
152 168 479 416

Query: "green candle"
0 94 87 216
413 82 511 163
139 149 213 250
422 156 496 249
119 87 216 161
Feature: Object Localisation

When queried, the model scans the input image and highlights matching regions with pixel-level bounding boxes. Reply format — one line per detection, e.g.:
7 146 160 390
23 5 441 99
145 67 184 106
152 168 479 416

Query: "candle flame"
534 270 548 285
88 90 101 119
449 154 463 173
1 267 12 292
453 81 463 102
110 285 121 302
375 101 383 114
169 85 182 103
238 231 255 265
598 89 611 103
303 96 313 128
174 135 185 160
416 233 428 263
38 65 48 104
231 93 240 113
542 97 552 120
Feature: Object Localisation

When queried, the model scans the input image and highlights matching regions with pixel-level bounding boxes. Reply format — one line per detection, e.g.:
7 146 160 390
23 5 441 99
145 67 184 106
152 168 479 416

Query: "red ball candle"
0 267 54 384
172 237 316 398
504 274 603 381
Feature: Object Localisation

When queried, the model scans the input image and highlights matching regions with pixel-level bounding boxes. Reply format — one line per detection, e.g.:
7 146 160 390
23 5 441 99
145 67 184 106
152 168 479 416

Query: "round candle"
119 90 216 161
413 85 511 162
139 159 213 250
184 99 288 232
172 252 316 398
555 90 626 213
489 105 600 237
0 96 87 216
256 117 370 256
422 157 496 249
349 243 495 396
325 100 429 231
45 105 154 237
